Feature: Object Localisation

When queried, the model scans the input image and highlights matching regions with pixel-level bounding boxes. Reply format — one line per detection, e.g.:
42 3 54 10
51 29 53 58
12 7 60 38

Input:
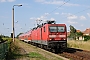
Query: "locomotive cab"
49 25 66 41
47 23 67 51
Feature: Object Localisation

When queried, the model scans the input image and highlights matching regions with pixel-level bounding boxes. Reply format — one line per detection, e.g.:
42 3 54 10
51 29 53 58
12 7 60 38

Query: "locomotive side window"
44 27 45 32
58 26 65 32
49 26 57 32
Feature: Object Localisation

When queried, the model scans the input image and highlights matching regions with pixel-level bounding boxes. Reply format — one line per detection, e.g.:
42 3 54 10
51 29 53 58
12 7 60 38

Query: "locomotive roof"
32 20 56 30
31 20 66 31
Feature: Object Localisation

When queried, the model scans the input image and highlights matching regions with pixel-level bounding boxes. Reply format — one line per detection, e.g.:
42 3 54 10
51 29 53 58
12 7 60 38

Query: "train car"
21 31 32 43
31 20 67 52
23 32 29 42
25 30 32 43
19 33 25 41
19 32 28 41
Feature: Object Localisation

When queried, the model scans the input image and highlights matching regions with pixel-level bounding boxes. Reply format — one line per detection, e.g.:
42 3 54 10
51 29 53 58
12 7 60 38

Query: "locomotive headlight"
57 33 58 34
64 39 66 40
49 39 52 40
49 38 54 41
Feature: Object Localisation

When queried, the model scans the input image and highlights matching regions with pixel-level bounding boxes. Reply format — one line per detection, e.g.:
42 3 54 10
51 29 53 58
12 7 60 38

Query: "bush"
7 38 13 43
84 35 90 41
0 36 4 42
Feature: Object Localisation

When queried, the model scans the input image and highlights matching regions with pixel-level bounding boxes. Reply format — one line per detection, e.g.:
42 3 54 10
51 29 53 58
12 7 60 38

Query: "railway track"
30 43 90 60
22 41 90 60
58 48 90 60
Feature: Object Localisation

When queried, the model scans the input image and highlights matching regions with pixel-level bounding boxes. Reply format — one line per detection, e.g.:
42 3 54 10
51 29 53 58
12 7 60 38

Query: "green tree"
0 36 3 42
69 25 76 40
16 33 23 38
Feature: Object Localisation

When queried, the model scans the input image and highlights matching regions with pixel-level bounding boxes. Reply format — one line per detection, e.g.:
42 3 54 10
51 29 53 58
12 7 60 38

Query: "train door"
40 28 42 42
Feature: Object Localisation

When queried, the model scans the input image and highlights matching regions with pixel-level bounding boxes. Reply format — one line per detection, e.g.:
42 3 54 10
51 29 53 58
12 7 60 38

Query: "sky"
0 0 90 36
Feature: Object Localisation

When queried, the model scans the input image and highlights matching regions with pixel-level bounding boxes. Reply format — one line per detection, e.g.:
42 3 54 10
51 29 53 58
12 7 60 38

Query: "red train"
19 20 67 52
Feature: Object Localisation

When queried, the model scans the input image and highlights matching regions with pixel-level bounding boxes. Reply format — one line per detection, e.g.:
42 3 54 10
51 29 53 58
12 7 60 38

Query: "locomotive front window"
49 26 57 32
49 26 65 32
58 26 65 32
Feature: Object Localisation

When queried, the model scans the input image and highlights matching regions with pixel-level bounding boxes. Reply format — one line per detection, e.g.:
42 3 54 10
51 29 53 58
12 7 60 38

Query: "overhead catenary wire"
35 0 66 16
41 0 90 20
50 0 70 14
74 7 90 15
44 0 70 17
35 0 70 26
47 0 66 14
64 7 90 19
36 0 70 24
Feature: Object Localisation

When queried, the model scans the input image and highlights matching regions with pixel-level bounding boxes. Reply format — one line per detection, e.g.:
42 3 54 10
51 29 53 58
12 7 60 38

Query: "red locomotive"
19 20 67 52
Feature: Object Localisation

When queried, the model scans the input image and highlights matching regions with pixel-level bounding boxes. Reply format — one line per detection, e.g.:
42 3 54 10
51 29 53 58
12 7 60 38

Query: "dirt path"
13 39 69 60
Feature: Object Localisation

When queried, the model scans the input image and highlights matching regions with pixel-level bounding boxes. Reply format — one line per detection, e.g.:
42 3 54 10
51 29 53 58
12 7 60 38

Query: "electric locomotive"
31 20 67 52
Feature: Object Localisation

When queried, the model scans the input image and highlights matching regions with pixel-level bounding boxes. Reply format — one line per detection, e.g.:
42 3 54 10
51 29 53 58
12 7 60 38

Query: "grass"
29 52 42 58
7 40 48 60
28 52 48 60
6 39 64 60
7 42 22 59
8 46 48 60
28 52 63 60
67 40 90 51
